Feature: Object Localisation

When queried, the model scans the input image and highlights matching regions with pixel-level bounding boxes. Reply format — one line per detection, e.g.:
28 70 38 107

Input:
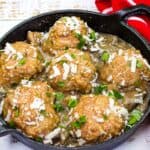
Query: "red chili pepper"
95 0 150 42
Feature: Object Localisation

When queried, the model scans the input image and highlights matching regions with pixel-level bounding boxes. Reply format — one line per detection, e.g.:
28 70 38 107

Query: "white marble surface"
0 0 150 150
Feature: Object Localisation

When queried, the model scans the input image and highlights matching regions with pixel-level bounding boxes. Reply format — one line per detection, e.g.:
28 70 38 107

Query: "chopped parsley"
70 53 76 59
45 61 51 67
54 92 65 112
103 114 108 120
8 120 16 128
35 137 43 142
57 81 65 88
89 31 96 41
101 52 110 62
108 90 124 100
59 124 66 129
55 92 65 101
134 80 141 87
18 58 26 66
13 107 19 117
71 115 87 129
75 33 86 49
54 103 64 112
59 60 68 65
136 59 143 68
13 54 18 60
46 92 51 97
37 53 43 61
40 110 48 117
68 98 78 108
94 84 107 94
127 109 142 127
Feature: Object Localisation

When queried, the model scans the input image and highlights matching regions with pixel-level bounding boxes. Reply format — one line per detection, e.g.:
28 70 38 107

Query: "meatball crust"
27 31 44 46
42 16 87 54
0 42 43 87
71 95 127 142
2 81 59 138
47 49 96 93
99 49 150 88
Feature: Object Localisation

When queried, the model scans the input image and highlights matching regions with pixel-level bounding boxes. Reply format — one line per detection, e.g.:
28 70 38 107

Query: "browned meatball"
42 16 87 55
47 49 96 93
0 42 43 87
99 49 150 88
70 95 128 142
27 31 44 46
2 81 59 138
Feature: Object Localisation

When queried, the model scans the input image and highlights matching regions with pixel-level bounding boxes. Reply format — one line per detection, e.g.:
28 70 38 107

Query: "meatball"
70 95 128 142
42 16 87 55
27 31 44 46
2 81 59 138
0 42 43 87
47 49 96 93
99 49 150 88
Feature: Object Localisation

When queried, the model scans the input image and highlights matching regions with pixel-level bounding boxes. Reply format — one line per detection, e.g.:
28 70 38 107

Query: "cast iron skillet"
0 4 150 150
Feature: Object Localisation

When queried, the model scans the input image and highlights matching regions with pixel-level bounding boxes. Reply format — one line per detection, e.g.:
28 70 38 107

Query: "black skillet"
0 4 150 150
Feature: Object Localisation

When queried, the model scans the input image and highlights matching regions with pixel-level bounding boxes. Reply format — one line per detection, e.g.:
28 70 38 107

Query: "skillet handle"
117 4 150 21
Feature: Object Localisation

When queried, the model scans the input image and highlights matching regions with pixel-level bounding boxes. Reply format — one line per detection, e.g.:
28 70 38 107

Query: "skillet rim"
0 9 150 150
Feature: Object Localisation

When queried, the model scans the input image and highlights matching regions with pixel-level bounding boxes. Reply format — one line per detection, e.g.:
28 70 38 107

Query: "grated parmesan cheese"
107 75 112 82
130 57 137 73
65 16 80 32
25 121 36 126
63 63 70 80
93 116 104 123
70 63 77 74
21 80 32 87
108 53 115 63
77 138 86 146
49 66 61 79
4 110 11 122
75 129 81 138
44 128 61 144
30 97 45 111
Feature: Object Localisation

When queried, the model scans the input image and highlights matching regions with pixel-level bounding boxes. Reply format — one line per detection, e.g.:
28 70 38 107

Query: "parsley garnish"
54 103 64 112
18 58 26 66
75 33 86 49
71 115 87 129
68 98 78 108
46 92 51 97
57 81 65 88
127 109 142 127
54 92 65 112
101 52 110 62
89 31 96 41
108 90 124 100
40 110 48 117
35 137 43 142
70 53 76 59
45 61 51 67
55 92 64 101
13 107 19 117
94 84 107 94
9 120 16 128
136 59 143 68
